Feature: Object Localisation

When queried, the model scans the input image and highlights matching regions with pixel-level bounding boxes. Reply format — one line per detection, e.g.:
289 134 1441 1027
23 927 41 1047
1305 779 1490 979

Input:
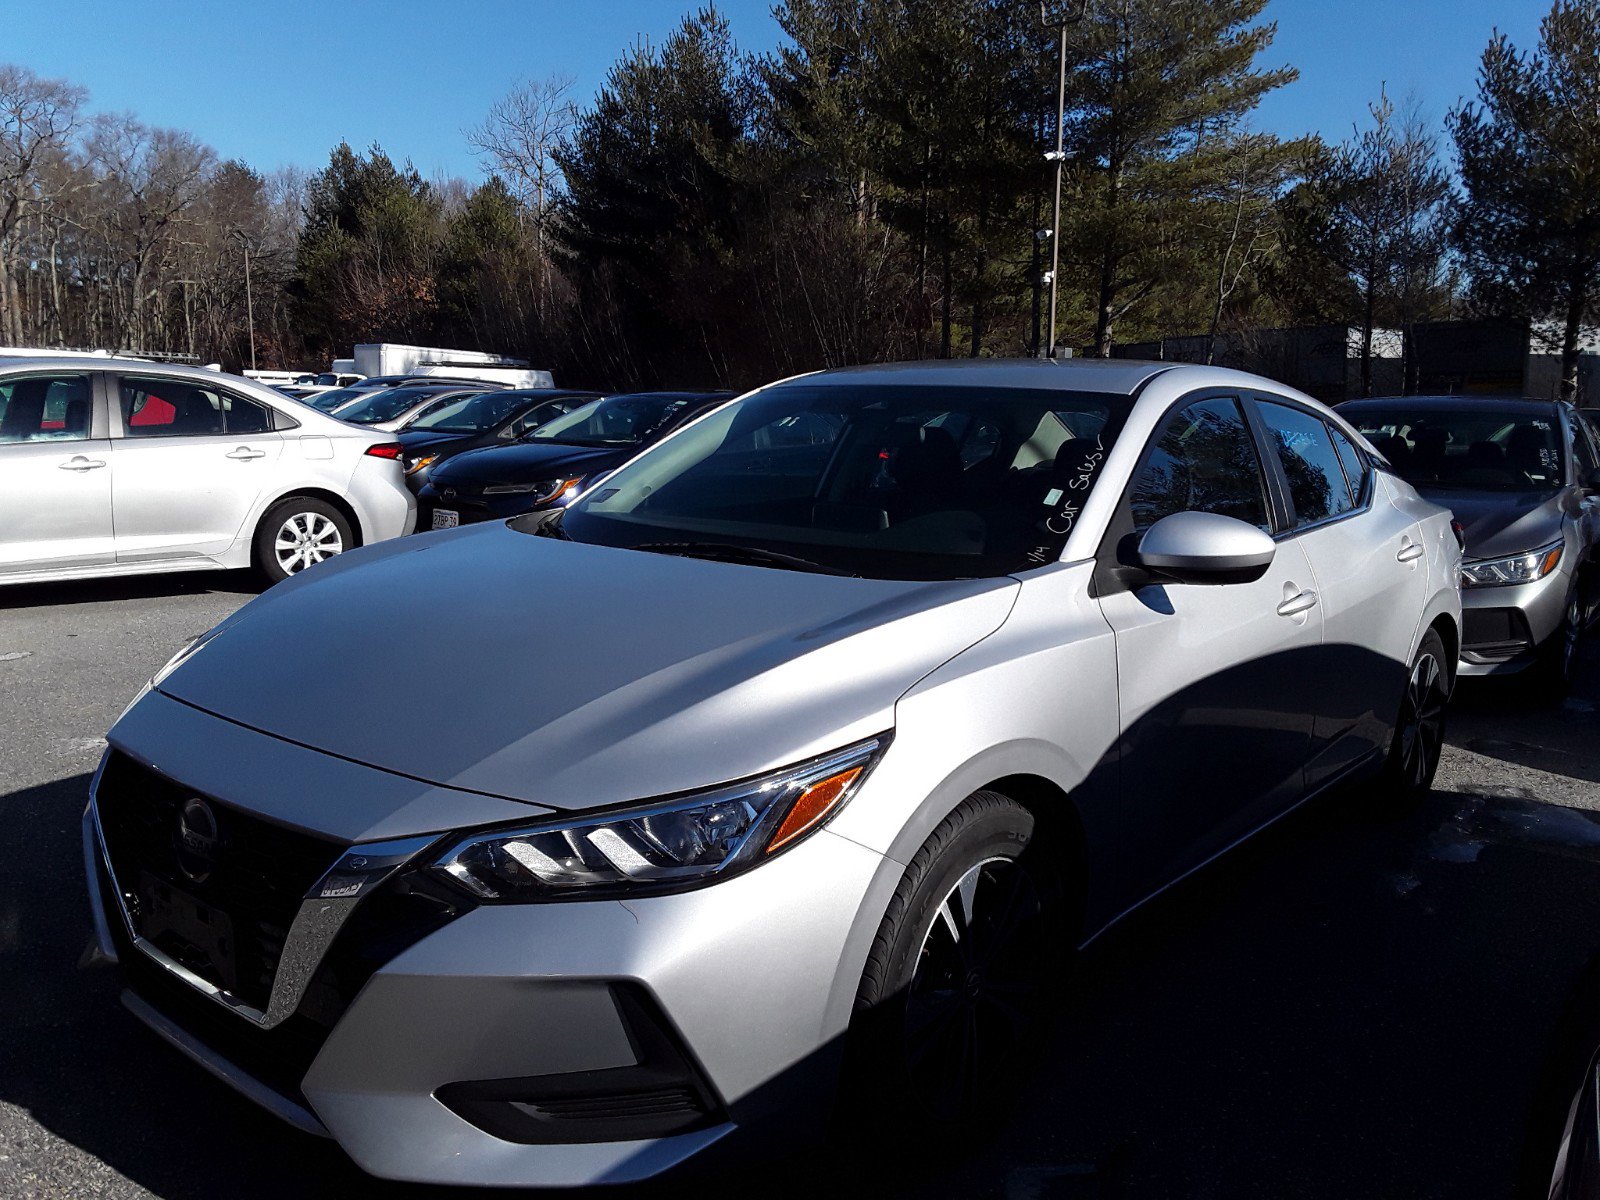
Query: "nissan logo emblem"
175 797 220 883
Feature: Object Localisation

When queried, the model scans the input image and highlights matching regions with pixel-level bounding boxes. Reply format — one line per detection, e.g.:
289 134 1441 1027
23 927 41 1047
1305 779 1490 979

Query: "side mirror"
1137 511 1277 584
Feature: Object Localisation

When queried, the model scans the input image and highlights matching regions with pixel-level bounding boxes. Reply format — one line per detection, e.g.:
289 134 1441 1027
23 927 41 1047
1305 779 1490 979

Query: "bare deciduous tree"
0 65 86 343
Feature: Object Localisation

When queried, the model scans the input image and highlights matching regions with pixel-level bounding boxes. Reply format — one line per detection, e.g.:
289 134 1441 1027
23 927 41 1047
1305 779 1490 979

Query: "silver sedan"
85 359 1461 1187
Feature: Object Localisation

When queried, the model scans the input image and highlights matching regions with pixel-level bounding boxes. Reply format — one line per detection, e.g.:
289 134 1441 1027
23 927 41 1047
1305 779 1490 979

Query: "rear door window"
120 379 274 437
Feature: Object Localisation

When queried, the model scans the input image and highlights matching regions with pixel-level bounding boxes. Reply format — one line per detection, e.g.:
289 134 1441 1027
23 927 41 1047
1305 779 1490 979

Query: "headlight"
431 736 886 900
1461 541 1563 588
403 454 438 476
482 476 584 501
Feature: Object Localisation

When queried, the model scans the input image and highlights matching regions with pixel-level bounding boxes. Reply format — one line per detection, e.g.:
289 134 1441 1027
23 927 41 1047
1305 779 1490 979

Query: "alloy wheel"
1395 652 1448 790
903 855 1047 1121
274 512 343 575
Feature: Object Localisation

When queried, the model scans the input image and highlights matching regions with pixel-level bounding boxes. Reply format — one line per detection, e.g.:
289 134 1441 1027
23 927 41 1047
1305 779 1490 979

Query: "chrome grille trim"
90 766 436 1030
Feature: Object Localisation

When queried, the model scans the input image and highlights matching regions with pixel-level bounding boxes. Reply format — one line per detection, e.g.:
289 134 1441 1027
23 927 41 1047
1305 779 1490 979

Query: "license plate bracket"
136 871 239 992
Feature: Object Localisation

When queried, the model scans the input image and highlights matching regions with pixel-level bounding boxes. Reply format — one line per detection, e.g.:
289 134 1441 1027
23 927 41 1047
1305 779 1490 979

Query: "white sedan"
0 355 416 587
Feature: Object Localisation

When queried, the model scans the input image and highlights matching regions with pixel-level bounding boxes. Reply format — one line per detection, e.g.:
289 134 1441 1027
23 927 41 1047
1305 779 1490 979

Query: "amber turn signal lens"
1541 545 1564 576
765 767 864 853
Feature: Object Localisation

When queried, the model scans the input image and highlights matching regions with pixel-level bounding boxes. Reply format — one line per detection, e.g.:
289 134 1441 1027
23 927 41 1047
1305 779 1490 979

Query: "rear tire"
253 496 352 586
844 791 1068 1138
1377 628 1451 802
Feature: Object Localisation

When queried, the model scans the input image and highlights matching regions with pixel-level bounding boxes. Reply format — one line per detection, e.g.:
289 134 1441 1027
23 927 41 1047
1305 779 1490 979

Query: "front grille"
96 750 343 1010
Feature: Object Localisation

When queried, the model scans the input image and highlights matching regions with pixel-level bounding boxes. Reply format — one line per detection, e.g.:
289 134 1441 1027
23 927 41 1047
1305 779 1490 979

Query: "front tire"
253 496 352 586
1531 588 1584 699
1379 628 1451 800
846 792 1068 1134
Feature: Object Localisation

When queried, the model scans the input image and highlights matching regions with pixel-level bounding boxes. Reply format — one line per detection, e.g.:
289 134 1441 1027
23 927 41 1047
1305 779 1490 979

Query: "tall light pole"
1040 0 1089 359
231 228 257 370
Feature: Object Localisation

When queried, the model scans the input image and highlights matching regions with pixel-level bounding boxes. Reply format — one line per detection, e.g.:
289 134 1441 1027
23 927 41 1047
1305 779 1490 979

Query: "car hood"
395 430 469 453
430 441 624 487
1423 486 1569 560
156 524 1019 814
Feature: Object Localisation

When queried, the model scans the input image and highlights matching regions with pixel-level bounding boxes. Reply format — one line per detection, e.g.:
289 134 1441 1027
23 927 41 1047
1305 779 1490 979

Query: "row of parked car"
2 354 1597 692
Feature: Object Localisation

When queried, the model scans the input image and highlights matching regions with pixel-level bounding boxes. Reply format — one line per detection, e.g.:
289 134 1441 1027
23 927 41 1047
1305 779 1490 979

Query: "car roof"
492 388 602 401
1340 394 1561 414
601 390 735 401
797 358 1179 395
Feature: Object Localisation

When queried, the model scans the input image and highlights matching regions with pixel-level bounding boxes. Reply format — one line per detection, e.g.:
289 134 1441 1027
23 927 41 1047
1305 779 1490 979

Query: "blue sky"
3 0 1549 181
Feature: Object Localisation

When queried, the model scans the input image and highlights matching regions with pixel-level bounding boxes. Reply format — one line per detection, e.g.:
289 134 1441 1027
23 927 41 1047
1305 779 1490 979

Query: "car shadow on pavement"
0 570 263 612
9 770 1600 1200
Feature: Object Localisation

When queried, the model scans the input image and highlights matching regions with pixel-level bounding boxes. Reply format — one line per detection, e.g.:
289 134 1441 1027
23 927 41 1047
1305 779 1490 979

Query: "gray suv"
85 360 1460 1187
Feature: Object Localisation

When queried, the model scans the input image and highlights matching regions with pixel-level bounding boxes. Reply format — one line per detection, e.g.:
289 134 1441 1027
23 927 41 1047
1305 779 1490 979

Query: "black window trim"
1246 392 1374 541
1093 387 1282 596
110 372 287 440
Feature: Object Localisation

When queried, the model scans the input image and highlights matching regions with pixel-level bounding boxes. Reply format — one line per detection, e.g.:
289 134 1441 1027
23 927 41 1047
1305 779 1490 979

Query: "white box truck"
352 343 554 389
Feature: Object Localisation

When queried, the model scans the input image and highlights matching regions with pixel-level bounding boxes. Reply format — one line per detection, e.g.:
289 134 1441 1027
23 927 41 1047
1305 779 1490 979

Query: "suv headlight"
482 476 583 501
1461 541 1563 588
403 454 438 476
431 736 886 900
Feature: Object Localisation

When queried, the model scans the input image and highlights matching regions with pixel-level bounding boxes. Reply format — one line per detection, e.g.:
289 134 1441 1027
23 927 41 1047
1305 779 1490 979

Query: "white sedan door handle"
1276 589 1319 618
58 455 106 471
1397 540 1426 563
226 446 267 461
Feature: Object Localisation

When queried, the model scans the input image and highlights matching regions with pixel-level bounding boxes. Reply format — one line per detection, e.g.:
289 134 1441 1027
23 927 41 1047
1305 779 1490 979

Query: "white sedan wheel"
274 511 344 575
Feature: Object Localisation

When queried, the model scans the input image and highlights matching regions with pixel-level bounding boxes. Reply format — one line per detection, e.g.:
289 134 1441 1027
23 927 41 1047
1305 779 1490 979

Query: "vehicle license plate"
137 871 238 989
432 509 460 529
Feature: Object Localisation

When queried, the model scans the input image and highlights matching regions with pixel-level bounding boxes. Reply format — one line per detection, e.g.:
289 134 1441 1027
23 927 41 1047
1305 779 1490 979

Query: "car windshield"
337 387 464 426
306 384 367 411
552 383 1129 580
530 395 691 447
408 392 559 434
1348 408 1565 492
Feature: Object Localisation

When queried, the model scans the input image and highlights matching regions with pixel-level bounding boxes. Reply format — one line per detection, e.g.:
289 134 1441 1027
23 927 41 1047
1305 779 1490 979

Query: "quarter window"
120 380 273 438
0 374 94 443
1258 401 1355 527
1129 396 1271 532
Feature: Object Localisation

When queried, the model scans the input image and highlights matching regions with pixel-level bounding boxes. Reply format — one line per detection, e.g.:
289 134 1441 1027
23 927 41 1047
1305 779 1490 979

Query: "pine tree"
1450 0 1600 401
1056 0 1297 356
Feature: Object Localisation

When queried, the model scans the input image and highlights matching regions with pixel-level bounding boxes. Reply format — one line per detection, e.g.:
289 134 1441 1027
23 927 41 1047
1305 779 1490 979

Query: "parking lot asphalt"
2 569 1599 1199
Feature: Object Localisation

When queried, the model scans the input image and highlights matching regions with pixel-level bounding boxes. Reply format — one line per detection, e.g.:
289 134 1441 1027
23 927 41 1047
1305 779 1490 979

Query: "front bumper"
1458 567 1572 676
85 734 893 1188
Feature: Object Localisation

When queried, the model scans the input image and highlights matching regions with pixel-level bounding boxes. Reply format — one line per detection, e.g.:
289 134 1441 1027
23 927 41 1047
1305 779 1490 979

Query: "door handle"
226 446 266 461
1276 589 1319 618
1397 541 1426 563
58 456 106 471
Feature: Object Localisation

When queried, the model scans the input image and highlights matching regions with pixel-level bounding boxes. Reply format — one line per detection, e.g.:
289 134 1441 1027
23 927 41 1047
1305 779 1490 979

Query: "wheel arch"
977 772 1090 942
254 486 366 550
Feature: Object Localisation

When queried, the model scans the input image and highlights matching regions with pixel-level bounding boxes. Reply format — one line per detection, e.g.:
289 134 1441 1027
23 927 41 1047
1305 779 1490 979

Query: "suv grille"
95 750 343 1010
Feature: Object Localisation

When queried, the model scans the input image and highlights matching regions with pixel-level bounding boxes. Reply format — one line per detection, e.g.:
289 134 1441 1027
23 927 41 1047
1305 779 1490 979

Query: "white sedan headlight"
431 737 885 900
1461 541 1562 588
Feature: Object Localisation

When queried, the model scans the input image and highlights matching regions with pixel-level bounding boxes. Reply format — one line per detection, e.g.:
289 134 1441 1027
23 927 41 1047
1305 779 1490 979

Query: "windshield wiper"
634 541 857 577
